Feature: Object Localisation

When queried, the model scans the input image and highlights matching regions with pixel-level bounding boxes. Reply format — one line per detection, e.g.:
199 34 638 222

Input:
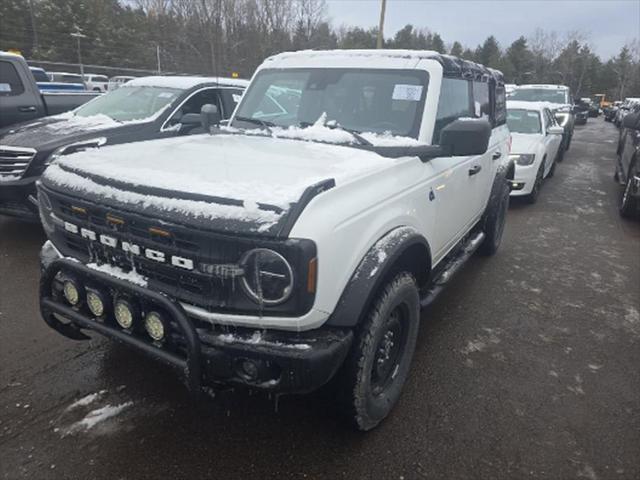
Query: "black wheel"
336 272 420 431
620 160 639 219
525 161 544 204
478 176 510 256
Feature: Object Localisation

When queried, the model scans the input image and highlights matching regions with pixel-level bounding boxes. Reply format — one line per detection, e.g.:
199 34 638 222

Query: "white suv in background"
507 100 564 203
83 74 109 92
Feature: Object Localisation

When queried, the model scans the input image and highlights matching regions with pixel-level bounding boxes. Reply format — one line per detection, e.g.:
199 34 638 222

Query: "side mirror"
548 125 564 135
622 111 640 130
439 118 491 156
200 104 221 133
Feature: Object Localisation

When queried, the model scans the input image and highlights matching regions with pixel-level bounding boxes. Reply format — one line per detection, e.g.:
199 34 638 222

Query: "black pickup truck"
0 51 99 129
0 75 248 220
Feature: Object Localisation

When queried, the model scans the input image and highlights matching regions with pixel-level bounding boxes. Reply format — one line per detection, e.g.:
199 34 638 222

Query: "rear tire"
620 160 639 219
478 175 510 256
336 272 420 431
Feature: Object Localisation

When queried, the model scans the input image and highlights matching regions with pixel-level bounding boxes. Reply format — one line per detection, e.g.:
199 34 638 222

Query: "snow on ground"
63 402 133 436
86 263 148 287
66 390 107 411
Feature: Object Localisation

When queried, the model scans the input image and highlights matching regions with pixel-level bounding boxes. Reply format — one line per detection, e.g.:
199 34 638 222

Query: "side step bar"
420 231 485 308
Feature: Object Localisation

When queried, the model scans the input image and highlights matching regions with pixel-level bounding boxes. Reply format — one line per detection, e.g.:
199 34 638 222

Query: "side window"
168 88 220 125
433 78 472 142
472 81 491 120
494 84 507 126
543 109 554 130
0 61 25 96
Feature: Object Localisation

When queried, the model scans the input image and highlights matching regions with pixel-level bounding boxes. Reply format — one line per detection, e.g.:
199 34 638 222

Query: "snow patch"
66 390 107 411
64 402 133 435
86 262 148 287
217 331 311 350
125 75 248 90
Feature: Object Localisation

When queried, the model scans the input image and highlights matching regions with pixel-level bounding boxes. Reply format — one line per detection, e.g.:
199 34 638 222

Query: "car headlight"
240 248 294 305
509 154 536 166
46 137 107 165
554 113 569 127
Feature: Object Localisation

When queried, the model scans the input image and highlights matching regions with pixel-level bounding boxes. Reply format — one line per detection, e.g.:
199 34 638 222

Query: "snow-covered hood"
0 112 149 150
510 133 543 155
41 133 393 236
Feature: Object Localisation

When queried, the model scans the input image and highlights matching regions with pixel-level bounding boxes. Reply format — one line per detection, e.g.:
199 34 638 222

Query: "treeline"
1 0 638 99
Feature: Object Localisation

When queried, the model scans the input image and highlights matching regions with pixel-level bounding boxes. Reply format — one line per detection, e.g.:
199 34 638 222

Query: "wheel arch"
326 227 431 328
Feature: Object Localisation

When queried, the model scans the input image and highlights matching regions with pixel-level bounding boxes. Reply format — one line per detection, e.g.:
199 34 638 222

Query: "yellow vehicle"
593 94 611 109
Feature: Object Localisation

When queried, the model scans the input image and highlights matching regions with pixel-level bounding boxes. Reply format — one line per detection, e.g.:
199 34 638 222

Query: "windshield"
31 69 49 82
233 68 428 138
74 86 180 122
507 109 542 134
510 88 568 104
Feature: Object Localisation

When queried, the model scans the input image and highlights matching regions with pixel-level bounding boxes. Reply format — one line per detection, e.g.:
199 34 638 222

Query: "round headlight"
144 311 165 341
114 298 136 330
62 279 82 306
86 289 107 317
240 248 294 305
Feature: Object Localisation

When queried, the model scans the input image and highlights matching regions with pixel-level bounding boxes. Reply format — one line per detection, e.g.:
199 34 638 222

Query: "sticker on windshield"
232 93 243 103
392 84 422 101
0 83 11 92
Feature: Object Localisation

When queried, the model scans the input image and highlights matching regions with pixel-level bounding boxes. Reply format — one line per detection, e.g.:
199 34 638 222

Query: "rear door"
0 59 44 128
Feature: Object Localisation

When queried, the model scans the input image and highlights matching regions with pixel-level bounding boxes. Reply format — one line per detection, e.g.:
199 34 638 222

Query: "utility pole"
70 28 87 80
28 0 38 54
156 45 162 73
376 0 387 49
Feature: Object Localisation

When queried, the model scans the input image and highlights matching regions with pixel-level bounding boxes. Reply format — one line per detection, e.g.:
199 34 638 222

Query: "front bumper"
509 165 537 196
0 175 39 220
39 254 353 395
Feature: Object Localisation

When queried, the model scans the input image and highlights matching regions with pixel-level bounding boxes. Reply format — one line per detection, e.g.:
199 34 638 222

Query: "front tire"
336 273 420 431
525 161 545 204
478 175 510 256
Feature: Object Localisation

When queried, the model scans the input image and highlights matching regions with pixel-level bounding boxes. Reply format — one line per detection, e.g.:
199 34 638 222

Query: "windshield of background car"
74 86 180 122
510 88 568 104
507 109 542 134
233 68 429 138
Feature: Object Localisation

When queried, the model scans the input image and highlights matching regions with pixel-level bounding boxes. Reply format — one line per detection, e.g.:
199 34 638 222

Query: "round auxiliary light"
62 279 82 307
144 311 165 341
114 299 136 330
86 289 107 317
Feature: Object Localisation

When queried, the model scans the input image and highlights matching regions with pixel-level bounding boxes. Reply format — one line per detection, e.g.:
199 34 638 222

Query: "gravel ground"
0 117 639 480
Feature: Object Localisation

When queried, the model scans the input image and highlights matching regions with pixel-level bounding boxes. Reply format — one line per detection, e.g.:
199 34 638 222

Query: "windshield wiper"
298 121 373 147
234 116 274 133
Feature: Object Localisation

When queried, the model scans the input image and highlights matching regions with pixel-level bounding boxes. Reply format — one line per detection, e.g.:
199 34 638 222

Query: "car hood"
510 133 542 155
41 133 394 236
0 113 149 152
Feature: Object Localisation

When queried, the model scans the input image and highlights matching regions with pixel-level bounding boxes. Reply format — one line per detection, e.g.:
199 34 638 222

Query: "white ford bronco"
38 50 513 431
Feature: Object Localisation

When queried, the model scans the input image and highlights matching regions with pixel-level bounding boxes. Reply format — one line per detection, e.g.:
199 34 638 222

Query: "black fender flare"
326 227 431 328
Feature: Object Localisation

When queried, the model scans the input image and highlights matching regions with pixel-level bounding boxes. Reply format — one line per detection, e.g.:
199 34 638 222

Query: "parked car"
83 74 109 92
615 98 640 127
582 97 599 117
0 51 98 129
507 101 564 203
29 66 86 93
37 49 514 431
48 71 86 90
604 101 622 122
573 98 590 125
108 75 135 90
615 105 640 218
0 75 248 220
509 84 574 157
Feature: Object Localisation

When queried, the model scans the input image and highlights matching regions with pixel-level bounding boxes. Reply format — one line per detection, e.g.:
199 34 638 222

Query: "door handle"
492 151 502 160
19 106 37 113
468 165 482 176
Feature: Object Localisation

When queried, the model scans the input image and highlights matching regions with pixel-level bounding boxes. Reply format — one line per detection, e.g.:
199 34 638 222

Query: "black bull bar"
40 258 202 394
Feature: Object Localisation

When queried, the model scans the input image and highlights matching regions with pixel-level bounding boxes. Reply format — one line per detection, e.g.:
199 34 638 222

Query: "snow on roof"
507 100 557 111
268 49 442 62
125 76 249 90
516 84 569 90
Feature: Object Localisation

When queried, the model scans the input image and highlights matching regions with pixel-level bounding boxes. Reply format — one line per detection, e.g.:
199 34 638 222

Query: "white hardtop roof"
264 49 446 69
507 100 556 112
516 84 569 90
124 76 249 90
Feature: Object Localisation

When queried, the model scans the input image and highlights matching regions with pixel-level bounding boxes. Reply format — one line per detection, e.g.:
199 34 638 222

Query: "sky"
325 0 640 59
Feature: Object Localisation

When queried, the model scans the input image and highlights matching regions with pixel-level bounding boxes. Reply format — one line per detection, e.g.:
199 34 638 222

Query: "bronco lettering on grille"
64 221 194 271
